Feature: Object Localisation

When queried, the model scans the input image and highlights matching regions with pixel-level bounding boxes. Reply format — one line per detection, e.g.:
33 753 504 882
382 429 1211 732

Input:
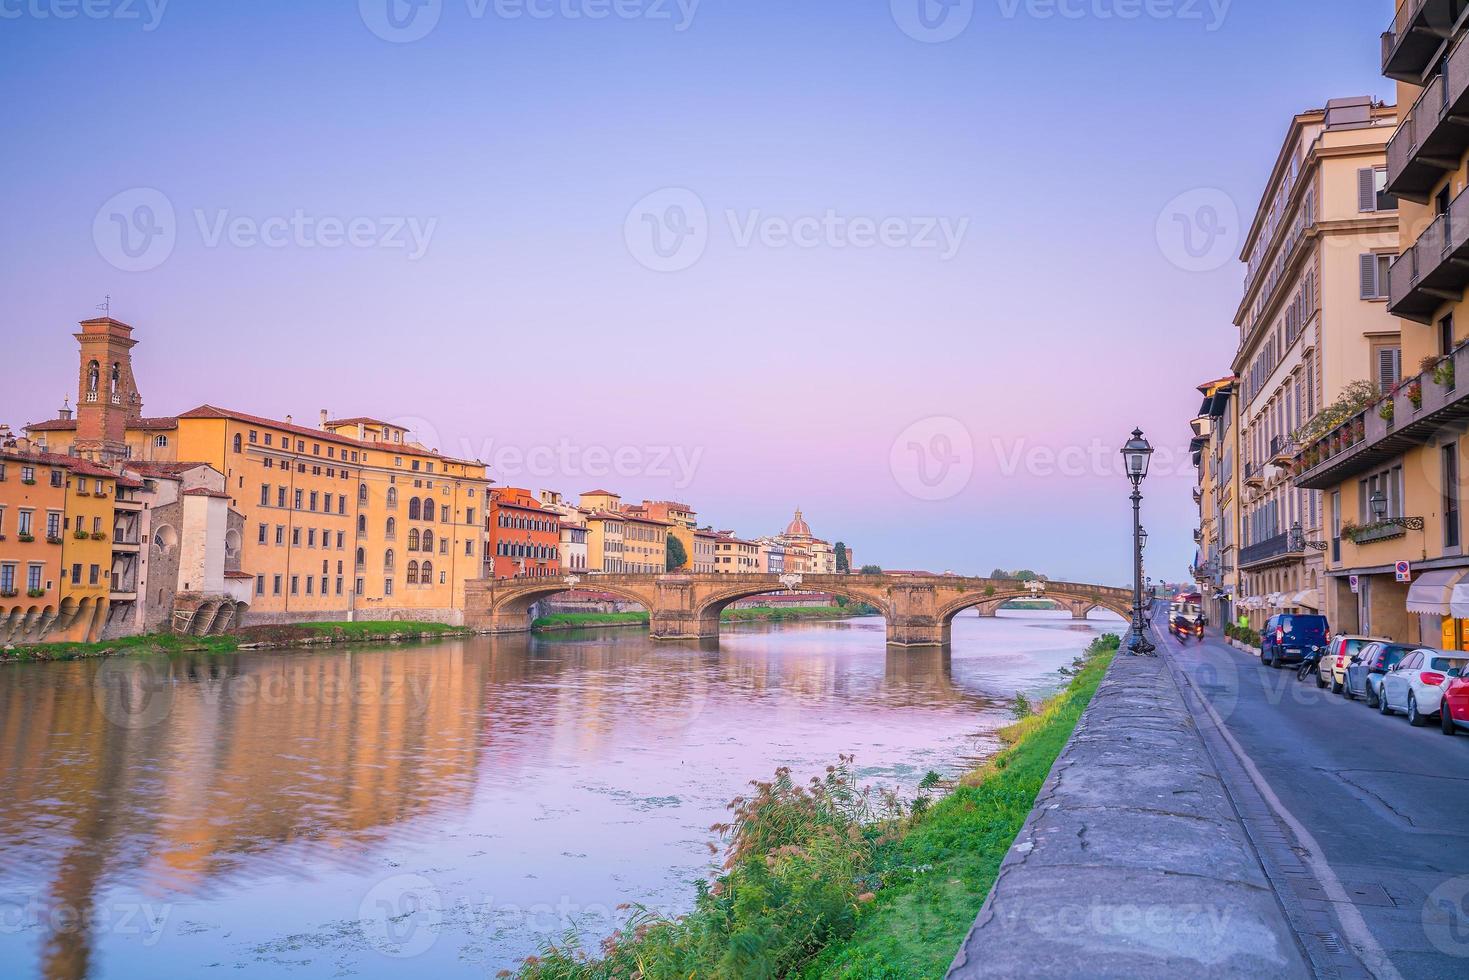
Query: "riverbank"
516 632 1120 978
530 605 874 631
0 621 472 663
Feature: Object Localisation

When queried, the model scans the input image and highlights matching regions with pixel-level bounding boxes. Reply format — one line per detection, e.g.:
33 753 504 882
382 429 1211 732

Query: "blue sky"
0 0 1398 583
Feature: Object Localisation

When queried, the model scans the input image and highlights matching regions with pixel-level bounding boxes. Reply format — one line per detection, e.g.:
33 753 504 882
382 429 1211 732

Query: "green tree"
834 541 849 573
990 567 1010 579
666 534 689 571
859 564 884 575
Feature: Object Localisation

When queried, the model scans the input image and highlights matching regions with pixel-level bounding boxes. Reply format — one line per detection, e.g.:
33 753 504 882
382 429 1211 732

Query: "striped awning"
1407 569 1468 616
1292 589 1323 610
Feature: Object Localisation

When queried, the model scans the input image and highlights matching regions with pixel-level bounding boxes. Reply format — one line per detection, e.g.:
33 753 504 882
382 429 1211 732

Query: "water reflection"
0 610 1119 978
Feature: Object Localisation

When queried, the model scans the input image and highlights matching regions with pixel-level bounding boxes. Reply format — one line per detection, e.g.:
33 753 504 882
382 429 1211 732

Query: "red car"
1442 673 1469 736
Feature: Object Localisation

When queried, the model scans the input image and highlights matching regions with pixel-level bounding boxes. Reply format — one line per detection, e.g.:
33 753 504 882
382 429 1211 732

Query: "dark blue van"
1261 613 1329 668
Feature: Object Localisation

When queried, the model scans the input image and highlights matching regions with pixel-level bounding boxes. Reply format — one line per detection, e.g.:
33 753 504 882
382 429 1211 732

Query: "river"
0 609 1122 978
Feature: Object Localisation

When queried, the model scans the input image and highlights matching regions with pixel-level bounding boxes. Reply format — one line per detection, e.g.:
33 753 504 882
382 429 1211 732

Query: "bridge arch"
473 577 657 634
688 582 892 636
937 590 1132 627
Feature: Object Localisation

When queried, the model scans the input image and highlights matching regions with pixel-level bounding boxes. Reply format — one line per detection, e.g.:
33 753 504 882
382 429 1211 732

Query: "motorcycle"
1296 645 1326 683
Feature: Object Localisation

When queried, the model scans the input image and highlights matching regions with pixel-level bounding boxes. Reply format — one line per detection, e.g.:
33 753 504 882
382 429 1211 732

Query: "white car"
1378 649 1469 726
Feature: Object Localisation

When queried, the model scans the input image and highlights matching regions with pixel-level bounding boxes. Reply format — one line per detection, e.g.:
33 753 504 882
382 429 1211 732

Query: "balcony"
1193 529 1204 544
1296 341 1469 490
1383 0 1459 82
1239 532 1302 570
1388 184 1469 324
1192 486 1203 505
1389 36 1469 201
1243 461 1264 488
1269 435 1296 467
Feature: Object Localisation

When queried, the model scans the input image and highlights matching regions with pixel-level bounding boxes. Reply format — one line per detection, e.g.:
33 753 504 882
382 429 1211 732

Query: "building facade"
1231 97 1401 626
489 488 561 579
1288 9 1469 646
714 532 759 572
1190 377 1241 627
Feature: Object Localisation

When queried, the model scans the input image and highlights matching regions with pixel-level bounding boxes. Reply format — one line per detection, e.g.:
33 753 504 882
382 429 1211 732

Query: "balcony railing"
1389 182 1469 324
1239 532 1300 569
1269 435 1296 466
1388 33 1469 201
1296 340 1469 490
1243 461 1264 487
1384 0 1458 82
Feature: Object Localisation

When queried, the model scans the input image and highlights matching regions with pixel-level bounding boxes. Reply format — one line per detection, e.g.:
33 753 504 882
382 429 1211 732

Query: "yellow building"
584 510 625 573
714 532 759 572
1190 377 1240 626
1232 97 1400 626
638 500 698 571
1289 17 1469 645
25 318 491 628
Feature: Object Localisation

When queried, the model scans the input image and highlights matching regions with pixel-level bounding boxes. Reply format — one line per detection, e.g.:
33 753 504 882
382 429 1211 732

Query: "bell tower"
74 316 143 463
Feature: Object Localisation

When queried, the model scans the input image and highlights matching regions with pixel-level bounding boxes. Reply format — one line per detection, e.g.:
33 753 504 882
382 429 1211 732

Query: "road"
1155 612 1469 978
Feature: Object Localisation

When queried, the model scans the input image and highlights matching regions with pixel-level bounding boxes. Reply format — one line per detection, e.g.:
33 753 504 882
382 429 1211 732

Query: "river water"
0 609 1121 978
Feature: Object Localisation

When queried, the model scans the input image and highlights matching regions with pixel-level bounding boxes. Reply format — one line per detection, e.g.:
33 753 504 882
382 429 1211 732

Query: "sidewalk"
946 643 1311 978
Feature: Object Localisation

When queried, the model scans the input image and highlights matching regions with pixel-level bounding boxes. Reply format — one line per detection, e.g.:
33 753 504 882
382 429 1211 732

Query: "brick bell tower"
74 316 144 463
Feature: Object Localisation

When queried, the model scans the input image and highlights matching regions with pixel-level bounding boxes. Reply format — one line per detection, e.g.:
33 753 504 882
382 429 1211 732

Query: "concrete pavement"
949 612 1469 978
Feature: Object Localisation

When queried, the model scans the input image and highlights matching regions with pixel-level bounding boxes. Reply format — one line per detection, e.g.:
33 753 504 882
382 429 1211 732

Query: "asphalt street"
1158 616 1469 978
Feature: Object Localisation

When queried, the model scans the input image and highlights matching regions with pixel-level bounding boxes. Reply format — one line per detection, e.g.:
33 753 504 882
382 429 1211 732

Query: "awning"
1406 569 1468 616
1447 572 1469 618
1267 592 1285 606
1292 589 1322 610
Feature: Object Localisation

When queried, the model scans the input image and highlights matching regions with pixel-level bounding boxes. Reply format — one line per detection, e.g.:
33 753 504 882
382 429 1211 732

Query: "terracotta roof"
224 570 255 580
176 405 486 468
622 512 674 526
23 419 78 432
325 417 391 427
182 488 232 499
0 448 119 480
115 475 145 489
25 416 176 432
581 489 619 497
124 460 211 478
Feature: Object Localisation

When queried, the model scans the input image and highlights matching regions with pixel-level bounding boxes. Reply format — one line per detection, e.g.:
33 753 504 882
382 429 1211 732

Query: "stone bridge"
463 573 1134 647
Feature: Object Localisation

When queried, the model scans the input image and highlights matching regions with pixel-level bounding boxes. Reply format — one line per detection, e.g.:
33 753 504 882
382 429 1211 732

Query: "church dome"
784 508 812 537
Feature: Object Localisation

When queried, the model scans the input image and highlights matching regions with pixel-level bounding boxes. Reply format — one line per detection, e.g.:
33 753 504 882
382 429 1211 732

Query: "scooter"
1296 645 1325 683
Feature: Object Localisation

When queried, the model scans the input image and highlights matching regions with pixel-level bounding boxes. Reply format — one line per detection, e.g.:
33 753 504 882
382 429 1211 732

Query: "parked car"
1343 641 1413 707
1324 635 1379 693
1441 672 1469 736
1378 649 1469 726
1260 614 1329 669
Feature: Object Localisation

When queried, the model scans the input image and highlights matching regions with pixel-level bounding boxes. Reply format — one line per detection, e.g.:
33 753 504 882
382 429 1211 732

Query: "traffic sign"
1395 560 1412 583
1349 575 1360 594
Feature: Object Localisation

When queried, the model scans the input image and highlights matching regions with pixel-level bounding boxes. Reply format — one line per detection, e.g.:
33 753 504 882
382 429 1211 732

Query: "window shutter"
1377 346 1401 390
1360 253 1378 299
1358 168 1378 212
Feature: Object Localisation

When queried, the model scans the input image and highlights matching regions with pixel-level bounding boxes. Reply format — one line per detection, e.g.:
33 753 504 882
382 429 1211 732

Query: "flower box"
0 590 17 599
91 532 106 541
74 529 90 540
26 589 46 598
17 534 34 543
21 479 36 486
45 535 63 545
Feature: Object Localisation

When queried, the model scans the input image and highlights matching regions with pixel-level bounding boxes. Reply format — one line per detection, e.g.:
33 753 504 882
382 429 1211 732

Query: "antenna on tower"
97 295 111 317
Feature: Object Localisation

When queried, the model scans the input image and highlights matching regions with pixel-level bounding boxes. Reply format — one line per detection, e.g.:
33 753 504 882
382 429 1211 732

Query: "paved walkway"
947 624 1312 978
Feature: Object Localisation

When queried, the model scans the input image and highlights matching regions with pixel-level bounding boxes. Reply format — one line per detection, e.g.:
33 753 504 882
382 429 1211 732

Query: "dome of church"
784 508 812 538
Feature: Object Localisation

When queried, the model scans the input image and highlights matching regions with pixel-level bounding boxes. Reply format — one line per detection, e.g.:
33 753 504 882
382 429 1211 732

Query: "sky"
0 0 1398 584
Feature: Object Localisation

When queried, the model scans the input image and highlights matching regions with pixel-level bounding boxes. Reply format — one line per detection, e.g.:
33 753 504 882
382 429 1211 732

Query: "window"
50 469 63 488
89 564 100 585
291 575 300 595
1374 344 1401 393
258 523 267 544
1360 465 1405 522
422 560 433 583
256 575 265 596
154 435 168 448
357 514 367 534
384 549 395 571
407 528 420 551
276 525 285 545
386 517 396 539
273 574 283 595
1358 166 1395 212
422 529 434 552
278 487 287 508
423 501 436 522
233 434 243 453
338 494 346 514
407 561 419 585
292 528 301 546
1441 314 1457 358
355 577 364 595
356 547 366 567
294 489 303 509
1359 253 1393 300
1445 442 1461 550
408 497 421 520
359 483 369 503
46 512 62 539
27 565 43 592
306 576 314 595
384 578 394 596
0 564 14 593
261 484 270 506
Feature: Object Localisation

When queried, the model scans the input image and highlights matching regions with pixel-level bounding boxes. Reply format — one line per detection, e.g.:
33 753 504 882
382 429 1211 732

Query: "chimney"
284 414 293 427
320 409 329 430
358 422 367 441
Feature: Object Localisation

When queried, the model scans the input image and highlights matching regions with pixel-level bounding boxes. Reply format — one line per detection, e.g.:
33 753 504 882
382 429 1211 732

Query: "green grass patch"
3 632 240 662
514 633 1120 979
532 611 650 629
530 606 870 631
3 620 470 662
293 621 468 638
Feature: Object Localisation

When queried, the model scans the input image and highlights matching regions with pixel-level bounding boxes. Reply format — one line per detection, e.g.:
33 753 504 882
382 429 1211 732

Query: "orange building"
488 487 561 579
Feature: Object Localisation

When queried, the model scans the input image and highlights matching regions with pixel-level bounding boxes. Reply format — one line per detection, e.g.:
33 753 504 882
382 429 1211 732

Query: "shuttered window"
1376 345 1402 391
1360 253 1392 299
1359 168 1378 212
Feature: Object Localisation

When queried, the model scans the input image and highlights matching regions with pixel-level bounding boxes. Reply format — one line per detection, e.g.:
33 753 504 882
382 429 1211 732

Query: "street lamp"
1121 428 1155 655
1289 520 1328 552
1367 491 1426 531
1369 490 1387 521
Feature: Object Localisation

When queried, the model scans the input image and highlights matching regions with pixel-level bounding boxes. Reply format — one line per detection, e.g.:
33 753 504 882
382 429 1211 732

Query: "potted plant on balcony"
21 477 36 486
1407 379 1423 409
74 528 89 540
0 590 16 599
17 533 34 543
1435 357 1456 388
1379 399 1395 423
1340 520 1359 543
27 588 45 598
45 534 63 545
1352 417 1366 442
91 531 106 541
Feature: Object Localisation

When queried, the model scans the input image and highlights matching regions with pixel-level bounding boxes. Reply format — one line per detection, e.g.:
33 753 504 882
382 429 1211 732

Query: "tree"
860 564 884 575
666 534 689 571
990 567 1010 579
834 541 849 573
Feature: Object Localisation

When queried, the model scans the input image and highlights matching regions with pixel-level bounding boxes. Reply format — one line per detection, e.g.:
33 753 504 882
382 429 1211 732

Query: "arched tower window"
408 497 421 520
406 561 419 585
421 529 434 552
407 528 420 551
387 487 398 507
385 517 396 539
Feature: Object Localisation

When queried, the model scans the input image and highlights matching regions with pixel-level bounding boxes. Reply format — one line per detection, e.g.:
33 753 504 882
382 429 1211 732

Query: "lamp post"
1121 428 1155 655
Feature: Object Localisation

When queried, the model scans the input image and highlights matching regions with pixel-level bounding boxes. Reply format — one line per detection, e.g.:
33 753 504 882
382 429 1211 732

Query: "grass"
530 606 873 630
2 620 470 662
513 632 1120 979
